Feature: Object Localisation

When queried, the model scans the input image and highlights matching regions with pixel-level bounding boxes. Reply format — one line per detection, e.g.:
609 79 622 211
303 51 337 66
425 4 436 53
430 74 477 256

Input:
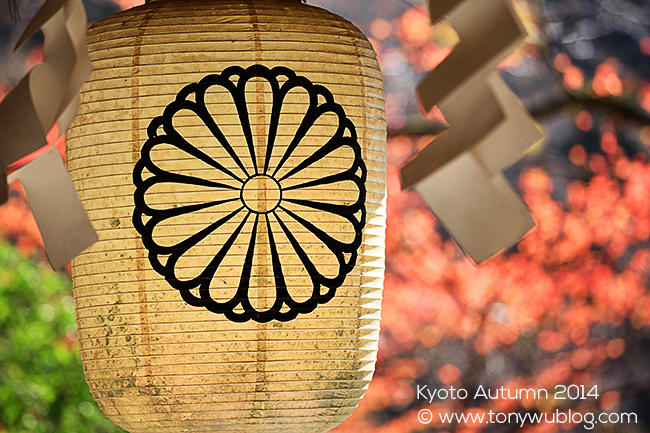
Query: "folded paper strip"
0 0 97 269
401 0 544 264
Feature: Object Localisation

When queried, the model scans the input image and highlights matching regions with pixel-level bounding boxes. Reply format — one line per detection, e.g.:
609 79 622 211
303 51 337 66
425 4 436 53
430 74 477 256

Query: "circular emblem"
132 65 367 323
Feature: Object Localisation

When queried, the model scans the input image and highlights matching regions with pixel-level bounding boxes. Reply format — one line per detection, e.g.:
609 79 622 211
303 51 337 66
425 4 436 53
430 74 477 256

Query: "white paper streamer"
401 0 544 264
0 0 97 269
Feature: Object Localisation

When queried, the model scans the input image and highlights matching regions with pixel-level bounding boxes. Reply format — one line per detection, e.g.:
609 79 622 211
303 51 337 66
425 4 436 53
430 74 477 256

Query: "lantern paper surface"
65 0 386 432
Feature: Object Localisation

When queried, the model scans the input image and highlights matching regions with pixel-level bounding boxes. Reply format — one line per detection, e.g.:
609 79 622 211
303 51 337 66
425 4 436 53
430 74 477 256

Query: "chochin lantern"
65 0 386 432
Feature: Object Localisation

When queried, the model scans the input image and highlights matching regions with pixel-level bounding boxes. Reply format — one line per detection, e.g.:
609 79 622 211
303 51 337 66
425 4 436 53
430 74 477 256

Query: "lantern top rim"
145 0 306 3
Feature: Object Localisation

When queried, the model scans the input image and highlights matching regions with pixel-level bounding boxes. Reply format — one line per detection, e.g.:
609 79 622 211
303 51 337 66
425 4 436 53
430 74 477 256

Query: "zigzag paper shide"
400 0 544 264
0 0 97 269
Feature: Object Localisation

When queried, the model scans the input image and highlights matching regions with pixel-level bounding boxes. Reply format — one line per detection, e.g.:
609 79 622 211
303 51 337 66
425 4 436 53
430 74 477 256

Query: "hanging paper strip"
0 0 97 269
400 0 544 264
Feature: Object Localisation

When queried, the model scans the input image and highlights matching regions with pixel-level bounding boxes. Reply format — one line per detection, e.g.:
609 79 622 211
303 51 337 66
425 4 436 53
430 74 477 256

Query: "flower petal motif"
133 65 367 323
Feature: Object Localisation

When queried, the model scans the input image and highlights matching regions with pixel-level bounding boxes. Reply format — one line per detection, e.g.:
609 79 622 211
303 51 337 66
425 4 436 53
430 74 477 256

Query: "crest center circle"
241 175 282 214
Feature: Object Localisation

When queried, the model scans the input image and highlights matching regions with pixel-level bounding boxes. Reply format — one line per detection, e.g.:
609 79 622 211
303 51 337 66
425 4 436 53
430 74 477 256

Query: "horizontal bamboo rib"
92 393 366 408
99 403 362 418
92 398 365 414
72 275 384 293
89 380 371 399
75 327 382 344
88 384 367 398
70 251 384 271
77 331 379 349
68 110 387 129
89 24 360 44
83 360 377 377
76 74 383 97
78 345 378 363
73 306 382 323
66 139 387 157
77 328 382 342
76 334 381 350
100 415 357 431
66 160 388 179
89 38 377 55
94 404 360 417
80 351 377 372
80 65 384 85
91 12 363 32
72 290 383 310
67 118 387 140
83 363 380 378
83 364 377 382
88 372 373 392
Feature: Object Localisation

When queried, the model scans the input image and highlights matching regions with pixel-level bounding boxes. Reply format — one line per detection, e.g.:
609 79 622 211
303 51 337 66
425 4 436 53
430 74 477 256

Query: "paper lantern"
65 0 386 432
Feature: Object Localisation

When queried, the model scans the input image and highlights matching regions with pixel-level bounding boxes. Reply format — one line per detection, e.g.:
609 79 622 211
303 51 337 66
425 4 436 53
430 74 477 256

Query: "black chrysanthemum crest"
133 65 367 323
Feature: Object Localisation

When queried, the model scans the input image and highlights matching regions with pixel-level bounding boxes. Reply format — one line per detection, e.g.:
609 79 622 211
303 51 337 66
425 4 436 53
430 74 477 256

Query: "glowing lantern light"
65 0 386 432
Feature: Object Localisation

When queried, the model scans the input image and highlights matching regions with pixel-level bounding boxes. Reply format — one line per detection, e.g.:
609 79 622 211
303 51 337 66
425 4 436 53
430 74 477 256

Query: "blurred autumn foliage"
330 1 650 432
333 133 650 433
2 0 650 432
